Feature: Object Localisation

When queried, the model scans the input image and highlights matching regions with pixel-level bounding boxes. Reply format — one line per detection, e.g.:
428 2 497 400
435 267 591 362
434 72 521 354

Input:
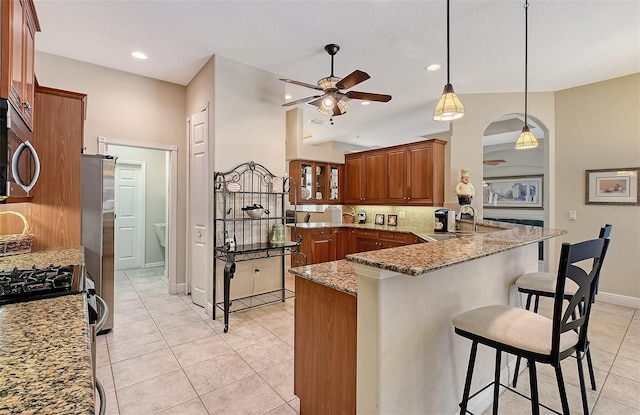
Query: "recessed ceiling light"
131 51 148 60
425 64 441 71
285 94 292 100
361 101 371 106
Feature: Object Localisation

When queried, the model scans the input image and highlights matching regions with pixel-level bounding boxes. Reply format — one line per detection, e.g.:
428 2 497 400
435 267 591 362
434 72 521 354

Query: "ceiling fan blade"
308 97 324 107
332 102 344 116
345 91 392 102
281 95 322 107
335 70 370 90
279 78 324 91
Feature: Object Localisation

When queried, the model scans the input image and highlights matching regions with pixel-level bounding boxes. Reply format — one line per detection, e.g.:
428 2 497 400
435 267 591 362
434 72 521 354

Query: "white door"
189 108 209 307
115 161 145 270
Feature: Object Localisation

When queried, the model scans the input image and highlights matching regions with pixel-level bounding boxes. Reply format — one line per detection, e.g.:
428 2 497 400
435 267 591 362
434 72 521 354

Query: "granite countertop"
288 260 357 297
0 294 95 414
288 222 566 294
0 246 84 271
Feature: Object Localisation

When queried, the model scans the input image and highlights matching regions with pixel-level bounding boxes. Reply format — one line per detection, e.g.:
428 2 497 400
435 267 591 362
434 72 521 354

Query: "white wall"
35 52 188 283
187 55 289 305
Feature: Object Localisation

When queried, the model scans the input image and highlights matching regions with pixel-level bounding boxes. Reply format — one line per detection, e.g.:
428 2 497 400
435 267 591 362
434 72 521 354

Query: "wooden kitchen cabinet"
354 229 382 253
0 85 87 249
343 150 386 204
345 139 446 206
1 0 40 130
297 227 337 265
386 139 447 205
289 160 342 205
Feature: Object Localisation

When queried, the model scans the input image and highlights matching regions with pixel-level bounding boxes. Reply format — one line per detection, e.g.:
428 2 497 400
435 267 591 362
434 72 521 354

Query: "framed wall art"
585 167 639 205
483 175 543 209
375 214 385 225
387 214 397 226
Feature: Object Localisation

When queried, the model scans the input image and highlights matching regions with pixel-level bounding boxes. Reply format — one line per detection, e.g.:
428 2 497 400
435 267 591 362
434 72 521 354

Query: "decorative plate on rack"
226 182 241 192
300 188 311 200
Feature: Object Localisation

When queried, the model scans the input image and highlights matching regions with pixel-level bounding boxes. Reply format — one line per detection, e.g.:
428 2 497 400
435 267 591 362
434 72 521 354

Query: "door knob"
197 231 202 237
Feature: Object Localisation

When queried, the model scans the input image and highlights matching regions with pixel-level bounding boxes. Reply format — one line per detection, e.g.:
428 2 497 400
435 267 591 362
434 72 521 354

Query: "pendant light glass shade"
515 125 538 149
433 83 465 121
515 0 538 149
433 0 464 121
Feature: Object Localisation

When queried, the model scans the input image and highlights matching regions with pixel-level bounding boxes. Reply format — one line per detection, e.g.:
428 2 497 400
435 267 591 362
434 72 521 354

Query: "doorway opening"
98 136 180 294
482 113 548 270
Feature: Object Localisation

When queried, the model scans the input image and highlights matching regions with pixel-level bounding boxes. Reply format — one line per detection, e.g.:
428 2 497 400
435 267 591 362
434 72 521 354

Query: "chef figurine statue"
455 168 475 205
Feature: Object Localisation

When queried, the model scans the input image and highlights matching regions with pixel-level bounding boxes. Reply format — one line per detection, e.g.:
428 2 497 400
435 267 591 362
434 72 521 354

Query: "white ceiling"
34 1 640 149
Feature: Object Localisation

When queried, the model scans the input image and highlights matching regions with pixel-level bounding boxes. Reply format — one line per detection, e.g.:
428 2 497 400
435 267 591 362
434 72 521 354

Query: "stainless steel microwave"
1 99 40 201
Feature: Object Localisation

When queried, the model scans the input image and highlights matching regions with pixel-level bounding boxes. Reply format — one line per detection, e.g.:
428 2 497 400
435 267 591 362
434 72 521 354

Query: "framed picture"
375 214 385 225
387 214 397 226
585 167 640 205
483 175 543 209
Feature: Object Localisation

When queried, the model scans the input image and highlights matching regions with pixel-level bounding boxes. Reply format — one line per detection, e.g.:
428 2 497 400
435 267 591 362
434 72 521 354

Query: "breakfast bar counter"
0 294 95 415
288 222 566 414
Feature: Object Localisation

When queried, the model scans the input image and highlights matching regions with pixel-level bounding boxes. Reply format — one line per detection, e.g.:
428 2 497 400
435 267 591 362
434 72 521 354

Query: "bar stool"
512 224 612 392
452 237 610 415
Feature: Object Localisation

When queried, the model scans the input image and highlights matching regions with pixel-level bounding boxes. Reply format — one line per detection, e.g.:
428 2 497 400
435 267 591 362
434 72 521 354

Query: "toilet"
153 223 166 248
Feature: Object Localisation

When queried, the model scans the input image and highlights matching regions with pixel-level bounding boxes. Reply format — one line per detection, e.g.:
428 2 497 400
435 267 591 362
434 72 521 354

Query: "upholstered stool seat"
515 272 578 297
453 305 578 357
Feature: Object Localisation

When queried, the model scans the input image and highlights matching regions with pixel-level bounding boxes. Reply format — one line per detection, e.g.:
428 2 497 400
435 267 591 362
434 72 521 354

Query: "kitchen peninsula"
289 222 566 414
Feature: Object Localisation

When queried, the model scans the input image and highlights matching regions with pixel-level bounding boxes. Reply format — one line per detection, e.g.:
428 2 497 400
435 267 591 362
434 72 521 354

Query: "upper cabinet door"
406 140 446 205
363 151 386 204
289 160 343 205
344 155 364 204
386 148 407 203
2 0 40 130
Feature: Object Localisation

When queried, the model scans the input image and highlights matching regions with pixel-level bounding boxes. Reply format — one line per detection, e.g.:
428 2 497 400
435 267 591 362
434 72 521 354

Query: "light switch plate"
568 211 577 220
398 212 406 219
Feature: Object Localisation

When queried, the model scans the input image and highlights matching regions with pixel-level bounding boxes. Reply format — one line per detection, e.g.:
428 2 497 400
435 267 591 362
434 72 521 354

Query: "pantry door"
114 161 145 270
189 107 209 308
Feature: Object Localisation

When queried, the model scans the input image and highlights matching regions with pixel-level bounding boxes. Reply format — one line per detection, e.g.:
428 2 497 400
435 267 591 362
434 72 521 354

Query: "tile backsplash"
343 205 442 229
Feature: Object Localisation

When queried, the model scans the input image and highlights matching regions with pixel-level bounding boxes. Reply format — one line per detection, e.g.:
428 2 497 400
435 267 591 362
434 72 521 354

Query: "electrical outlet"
398 211 406 219
568 211 577 220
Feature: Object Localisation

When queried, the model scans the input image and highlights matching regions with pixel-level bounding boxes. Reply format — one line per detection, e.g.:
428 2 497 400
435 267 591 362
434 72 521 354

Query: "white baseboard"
144 261 165 269
207 302 214 318
596 291 640 309
169 282 185 295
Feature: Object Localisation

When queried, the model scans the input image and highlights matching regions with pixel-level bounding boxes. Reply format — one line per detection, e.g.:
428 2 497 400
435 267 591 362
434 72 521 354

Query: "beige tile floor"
96 268 639 414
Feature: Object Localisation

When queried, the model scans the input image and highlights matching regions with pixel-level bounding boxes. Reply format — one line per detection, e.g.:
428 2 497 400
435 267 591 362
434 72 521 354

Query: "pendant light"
433 0 464 121
515 0 539 149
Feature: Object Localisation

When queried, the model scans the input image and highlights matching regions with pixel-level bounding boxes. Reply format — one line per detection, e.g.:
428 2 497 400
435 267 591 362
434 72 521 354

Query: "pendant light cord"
446 0 451 84
524 0 529 127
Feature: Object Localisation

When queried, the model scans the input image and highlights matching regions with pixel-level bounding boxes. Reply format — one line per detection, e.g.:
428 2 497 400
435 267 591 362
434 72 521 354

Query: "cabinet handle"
22 101 31 110
329 239 332 242
197 231 202 237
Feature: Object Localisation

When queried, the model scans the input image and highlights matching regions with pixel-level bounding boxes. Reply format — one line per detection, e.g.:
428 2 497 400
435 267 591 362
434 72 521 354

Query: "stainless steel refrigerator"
81 154 115 332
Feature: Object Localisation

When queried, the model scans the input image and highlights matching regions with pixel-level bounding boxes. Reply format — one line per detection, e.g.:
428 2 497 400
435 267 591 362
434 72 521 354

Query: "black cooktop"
0 265 80 305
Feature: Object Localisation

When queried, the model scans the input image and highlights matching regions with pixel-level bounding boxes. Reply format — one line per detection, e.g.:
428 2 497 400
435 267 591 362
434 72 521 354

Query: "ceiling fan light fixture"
322 95 335 110
515 125 538 149
317 106 331 116
317 76 339 90
433 0 464 122
337 99 350 113
433 83 464 121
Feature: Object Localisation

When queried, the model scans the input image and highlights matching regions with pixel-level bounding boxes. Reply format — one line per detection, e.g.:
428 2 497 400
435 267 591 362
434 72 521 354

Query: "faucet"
458 205 477 231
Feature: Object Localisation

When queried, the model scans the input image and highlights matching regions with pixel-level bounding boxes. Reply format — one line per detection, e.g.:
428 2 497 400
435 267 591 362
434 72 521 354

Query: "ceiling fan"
280 44 392 118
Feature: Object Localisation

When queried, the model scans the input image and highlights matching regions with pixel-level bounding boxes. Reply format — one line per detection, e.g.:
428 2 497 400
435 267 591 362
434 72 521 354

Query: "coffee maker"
434 208 456 233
